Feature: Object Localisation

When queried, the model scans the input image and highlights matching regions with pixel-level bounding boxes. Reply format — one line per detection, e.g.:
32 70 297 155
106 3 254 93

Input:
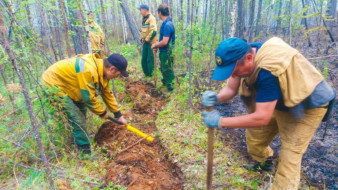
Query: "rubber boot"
244 157 274 172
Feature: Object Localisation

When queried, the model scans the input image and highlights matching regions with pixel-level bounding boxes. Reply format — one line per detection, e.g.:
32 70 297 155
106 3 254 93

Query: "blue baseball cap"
138 4 149 10
211 38 249 81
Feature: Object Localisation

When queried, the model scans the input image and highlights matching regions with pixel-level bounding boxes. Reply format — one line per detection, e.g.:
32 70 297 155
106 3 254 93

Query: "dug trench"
94 81 184 189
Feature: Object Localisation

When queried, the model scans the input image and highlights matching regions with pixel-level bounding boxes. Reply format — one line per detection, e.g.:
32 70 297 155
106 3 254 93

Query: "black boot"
77 144 91 154
244 157 274 172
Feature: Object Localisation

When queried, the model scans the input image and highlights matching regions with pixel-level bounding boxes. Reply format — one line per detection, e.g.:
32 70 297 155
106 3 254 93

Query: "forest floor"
94 81 184 189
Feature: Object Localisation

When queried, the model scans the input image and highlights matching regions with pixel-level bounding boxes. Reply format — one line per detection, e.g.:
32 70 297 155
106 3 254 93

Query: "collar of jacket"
142 14 150 24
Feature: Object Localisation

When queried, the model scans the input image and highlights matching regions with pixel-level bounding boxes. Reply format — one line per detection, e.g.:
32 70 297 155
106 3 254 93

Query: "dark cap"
212 37 249 81
107 54 129 77
138 4 149 10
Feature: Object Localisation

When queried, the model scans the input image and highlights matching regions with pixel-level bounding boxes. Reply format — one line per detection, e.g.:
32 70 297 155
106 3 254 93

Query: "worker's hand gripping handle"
108 115 124 125
206 106 214 190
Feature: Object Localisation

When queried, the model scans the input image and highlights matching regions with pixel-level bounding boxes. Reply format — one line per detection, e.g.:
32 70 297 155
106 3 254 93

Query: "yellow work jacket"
141 14 158 44
88 22 105 51
239 37 324 113
41 53 119 116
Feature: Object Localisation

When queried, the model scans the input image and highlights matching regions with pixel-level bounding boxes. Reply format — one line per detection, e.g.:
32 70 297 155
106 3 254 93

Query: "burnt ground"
215 94 337 189
94 81 183 190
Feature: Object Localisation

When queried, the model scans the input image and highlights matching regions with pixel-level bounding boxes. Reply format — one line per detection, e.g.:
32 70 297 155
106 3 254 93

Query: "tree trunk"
68 0 91 54
236 0 244 38
38 0 56 63
180 0 183 21
254 0 262 38
188 0 194 120
187 0 190 24
24 1 34 32
208 0 220 86
288 0 292 44
0 8 55 190
203 0 208 24
230 1 237 37
247 0 255 42
301 0 312 47
100 0 110 55
276 0 282 35
326 0 337 28
118 0 141 46
58 0 72 57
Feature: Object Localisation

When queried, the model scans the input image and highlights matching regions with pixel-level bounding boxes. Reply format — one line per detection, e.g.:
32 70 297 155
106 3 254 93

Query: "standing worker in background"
138 4 158 78
42 53 129 154
87 12 105 56
201 37 335 189
151 4 175 93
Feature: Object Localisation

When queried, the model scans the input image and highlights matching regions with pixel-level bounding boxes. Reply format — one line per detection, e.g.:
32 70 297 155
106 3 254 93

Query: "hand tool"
108 116 158 143
206 106 214 190
153 49 157 88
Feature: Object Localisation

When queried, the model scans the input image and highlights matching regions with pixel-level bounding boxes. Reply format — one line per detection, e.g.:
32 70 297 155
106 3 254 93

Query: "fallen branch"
118 135 150 154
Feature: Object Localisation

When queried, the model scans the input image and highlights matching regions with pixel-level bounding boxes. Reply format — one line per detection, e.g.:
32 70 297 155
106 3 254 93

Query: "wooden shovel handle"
206 106 214 190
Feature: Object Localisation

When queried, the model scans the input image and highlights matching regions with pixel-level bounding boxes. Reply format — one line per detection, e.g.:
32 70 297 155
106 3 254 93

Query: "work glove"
202 110 222 128
202 91 218 107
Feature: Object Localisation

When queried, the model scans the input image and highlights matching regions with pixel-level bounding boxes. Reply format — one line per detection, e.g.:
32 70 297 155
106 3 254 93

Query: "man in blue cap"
138 4 158 77
201 37 335 189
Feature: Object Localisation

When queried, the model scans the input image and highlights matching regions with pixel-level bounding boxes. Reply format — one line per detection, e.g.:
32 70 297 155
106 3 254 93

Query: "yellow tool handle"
108 116 156 143
126 125 155 143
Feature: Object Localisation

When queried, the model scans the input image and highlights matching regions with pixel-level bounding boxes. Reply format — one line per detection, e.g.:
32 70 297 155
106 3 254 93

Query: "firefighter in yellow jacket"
201 37 335 189
42 53 129 154
87 12 105 56
138 4 158 77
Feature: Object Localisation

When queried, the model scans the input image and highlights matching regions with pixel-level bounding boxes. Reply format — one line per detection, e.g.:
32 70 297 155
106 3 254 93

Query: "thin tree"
236 0 244 38
58 0 72 57
254 0 262 38
0 8 55 190
100 0 110 55
247 0 255 42
301 0 312 47
118 0 142 46
208 0 220 87
188 0 194 120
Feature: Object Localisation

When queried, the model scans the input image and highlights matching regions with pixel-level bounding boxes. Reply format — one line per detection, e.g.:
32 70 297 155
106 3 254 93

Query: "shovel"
108 116 157 143
206 107 214 190
153 49 157 88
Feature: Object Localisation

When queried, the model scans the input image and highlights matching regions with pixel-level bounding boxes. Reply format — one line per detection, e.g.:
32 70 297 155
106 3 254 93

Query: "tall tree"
118 0 141 46
236 0 245 38
58 0 72 57
68 0 91 54
254 0 262 38
301 0 312 47
276 0 283 35
247 0 255 42
100 0 110 55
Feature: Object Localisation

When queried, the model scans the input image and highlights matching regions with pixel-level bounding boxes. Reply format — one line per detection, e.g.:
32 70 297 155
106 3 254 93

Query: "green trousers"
141 43 154 77
62 96 90 146
159 49 174 91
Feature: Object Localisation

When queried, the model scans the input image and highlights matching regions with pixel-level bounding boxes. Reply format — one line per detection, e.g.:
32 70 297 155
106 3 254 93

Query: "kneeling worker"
202 37 335 189
42 53 129 154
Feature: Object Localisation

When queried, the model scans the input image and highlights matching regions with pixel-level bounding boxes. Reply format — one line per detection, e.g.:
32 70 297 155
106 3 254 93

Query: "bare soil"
94 81 183 190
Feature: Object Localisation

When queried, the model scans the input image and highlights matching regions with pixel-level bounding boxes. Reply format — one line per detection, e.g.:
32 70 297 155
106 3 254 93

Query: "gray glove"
202 91 218 107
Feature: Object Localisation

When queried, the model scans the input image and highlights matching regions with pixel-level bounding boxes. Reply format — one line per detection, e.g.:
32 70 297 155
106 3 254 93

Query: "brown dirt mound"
95 81 183 189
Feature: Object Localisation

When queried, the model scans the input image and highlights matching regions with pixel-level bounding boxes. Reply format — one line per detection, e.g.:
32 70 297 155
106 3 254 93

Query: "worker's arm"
202 100 277 128
101 81 121 117
145 16 157 42
217 76 241 103
219 100 277 128
151 37 169 49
